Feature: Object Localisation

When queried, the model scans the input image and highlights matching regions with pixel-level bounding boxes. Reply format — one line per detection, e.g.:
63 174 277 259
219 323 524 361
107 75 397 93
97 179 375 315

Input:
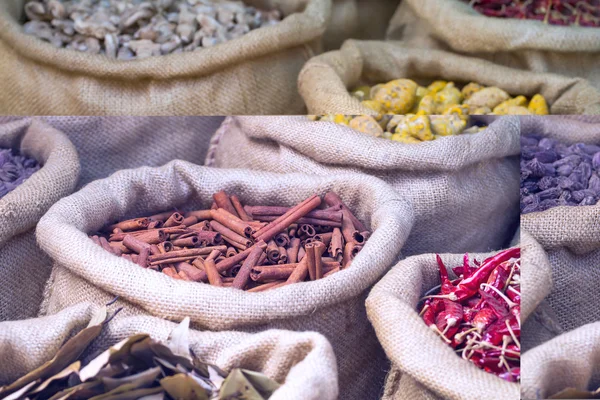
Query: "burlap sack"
0 304 339 400
324 0 399 51
36 161 414 400
520 117 600 398
206 115 519 256
0 118 79 322
298 40 600 115
386 0 600 90
366 252 520 400
0 0 331 115
41 116 224 187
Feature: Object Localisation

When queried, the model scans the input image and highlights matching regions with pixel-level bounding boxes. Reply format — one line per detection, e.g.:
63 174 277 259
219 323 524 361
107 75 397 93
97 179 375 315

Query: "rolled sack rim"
36 160 414 328
0 0 332 80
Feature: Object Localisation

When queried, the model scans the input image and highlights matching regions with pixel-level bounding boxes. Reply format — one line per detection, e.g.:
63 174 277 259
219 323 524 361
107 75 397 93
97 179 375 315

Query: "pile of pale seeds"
22 0 282 59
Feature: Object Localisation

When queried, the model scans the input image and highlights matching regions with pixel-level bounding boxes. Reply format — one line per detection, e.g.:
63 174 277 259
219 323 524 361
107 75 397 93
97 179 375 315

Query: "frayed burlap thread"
36 161 414 400
297 40 600 116
0 118 79 321
206 115 519 256
0 304 339 400
366 252 520 400
0 0 331 115
386 0 600 89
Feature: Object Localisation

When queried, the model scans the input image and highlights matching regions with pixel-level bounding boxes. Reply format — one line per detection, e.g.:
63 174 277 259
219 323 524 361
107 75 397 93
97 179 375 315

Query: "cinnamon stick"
305 243 317 281
254 195 322 242
164 212 184 228
244 206 343 223
213 190 239 218
247 281 287 293
286 257 309 284
324 192 367 232
230 195 251 221
107 217 150 233
209 220 252 248
232 245 264 290
204 257 223 287
148 246 227 263
184 210 212 220
330 228 343 262
123 234 151 254
215 241 267 273
314 241 326 280
254 215 342 228
210 208 254 238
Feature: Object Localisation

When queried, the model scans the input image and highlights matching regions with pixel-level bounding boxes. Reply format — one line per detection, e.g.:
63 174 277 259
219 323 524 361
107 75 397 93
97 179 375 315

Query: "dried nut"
528 94 549 115
361 100 383 114
461 82 483 100
431 115 467 136
433 83 463 114
427 80 447 94
373 79 418 114
349 116 384 138
24 2 50 21
504 106 533 115
393 115 434 141
493 96 527 115
464 87 510 110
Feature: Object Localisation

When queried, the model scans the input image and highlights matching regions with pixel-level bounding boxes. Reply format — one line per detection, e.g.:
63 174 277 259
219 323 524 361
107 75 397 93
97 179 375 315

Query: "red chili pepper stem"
503 260 519 292
429 324 452 344
505 319 521 349
479 283 518 309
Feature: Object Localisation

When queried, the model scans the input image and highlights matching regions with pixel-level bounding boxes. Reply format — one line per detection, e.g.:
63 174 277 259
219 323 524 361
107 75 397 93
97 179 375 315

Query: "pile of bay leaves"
0 307 278 400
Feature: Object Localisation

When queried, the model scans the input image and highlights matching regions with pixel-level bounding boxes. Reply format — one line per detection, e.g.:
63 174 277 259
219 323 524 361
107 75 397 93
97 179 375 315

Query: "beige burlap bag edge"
0 118 80 246
206 115 520 172
521 229 552 323
298 40 600 116
366 252 520 400
521 117 600 254
0 304 339 400
522 321 600 400
0 0 331 81
36 161 413 328
391 0 600 53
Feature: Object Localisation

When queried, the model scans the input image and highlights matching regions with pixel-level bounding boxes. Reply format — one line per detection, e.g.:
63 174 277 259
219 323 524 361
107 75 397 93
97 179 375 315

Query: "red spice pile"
419 248 521 382
466 0 600 27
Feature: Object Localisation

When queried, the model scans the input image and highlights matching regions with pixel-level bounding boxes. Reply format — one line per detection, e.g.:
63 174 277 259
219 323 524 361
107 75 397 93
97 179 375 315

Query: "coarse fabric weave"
0 0 331 115
41 116 224 187
366 252 520 400
0 304 339 400
386 0 600 90
324 0 399 50
36 161 414 400
520 116 600 398
298 40 600 115
206 115 519 256
0 118 79 322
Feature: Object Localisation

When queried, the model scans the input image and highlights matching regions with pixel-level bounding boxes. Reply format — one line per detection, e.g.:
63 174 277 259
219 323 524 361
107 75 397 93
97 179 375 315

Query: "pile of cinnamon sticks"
90 191 370 292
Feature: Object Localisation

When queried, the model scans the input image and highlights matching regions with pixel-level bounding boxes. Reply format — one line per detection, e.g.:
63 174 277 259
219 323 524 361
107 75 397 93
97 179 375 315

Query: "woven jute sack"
0 0 331 116
36 161 414 400
298 40 600 116
0 304 339 400
366 251 521 400
520 117 600 398
324 0 399 51
386 0 600 90
206 115 519 256
0 118 79 322
41 116 224 187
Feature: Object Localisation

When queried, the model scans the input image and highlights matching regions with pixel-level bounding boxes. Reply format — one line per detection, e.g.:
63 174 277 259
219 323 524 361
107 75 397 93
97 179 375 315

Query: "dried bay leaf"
89 386 163 400
167 317 191 360
2 380 39 400
0 307 108 397
101 367 162 392
240 370 280 398
79 334 149 382
48 381 104 400
160 373 210 400
29 361 81 395
219 369 266 400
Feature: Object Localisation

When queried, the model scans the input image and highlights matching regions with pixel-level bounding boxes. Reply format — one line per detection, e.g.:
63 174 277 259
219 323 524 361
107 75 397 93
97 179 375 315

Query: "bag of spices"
386 0 600 90
206 115 518 256
36 161 413 400
39 116 224 187
324 0 399 50
298 40 600 116
0 118 79 322
520 117 600 398
0 0 331 116
366 249 521 400
0 303 338 400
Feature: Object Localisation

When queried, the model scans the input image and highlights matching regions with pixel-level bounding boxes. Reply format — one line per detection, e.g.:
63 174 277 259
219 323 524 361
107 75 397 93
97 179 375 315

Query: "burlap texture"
366 252 520 400
0 304 339 400
520 117 600 398
206 115 519 256
0 0 331 115
386 0 600 90
522 322 600 400
324 0 399 51
298 40 600 115
0 118 79 322
41 116 224 187
36 161 413 400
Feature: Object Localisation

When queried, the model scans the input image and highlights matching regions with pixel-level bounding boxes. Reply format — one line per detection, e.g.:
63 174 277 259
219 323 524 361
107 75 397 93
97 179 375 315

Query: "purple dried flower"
0 148 40 199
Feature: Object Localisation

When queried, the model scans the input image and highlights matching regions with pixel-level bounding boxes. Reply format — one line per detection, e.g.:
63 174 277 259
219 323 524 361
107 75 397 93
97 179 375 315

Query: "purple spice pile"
521 135 600 214
0 148 40 198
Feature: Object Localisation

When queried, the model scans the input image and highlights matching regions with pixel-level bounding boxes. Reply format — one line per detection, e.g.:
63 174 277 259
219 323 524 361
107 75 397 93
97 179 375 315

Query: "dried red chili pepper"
418 249 520 382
